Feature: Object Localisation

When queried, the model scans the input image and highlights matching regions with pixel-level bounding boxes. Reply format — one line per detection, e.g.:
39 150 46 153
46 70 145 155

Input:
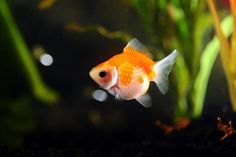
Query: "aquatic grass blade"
65 22 132 43
193 16 233 117
208 0 236 111
0 0 59 104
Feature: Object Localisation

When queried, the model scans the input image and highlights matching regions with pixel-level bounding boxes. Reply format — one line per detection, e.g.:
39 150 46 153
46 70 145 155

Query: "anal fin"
136 94 152 108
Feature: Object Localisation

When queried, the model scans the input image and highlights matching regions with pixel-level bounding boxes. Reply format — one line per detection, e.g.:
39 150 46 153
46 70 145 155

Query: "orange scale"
138 77 144 84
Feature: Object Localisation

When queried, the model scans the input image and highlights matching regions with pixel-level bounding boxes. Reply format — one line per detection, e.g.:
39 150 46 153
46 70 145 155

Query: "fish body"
89 38 178 107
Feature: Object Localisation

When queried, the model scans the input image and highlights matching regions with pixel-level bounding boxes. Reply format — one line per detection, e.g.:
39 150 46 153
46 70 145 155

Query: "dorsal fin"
123 38 153 59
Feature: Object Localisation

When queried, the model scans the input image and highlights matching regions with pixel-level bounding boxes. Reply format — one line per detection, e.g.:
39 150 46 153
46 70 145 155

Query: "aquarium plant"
65 0 234 119
0 0 59 146
0 0 59 104
207 0 236 112
65 0 233 118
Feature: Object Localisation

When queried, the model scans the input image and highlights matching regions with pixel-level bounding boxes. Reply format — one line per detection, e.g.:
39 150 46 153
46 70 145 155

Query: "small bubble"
40 54 53 66
92 89 107 102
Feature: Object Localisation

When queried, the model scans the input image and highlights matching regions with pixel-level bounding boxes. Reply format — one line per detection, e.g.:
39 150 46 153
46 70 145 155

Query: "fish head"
89 62 118 90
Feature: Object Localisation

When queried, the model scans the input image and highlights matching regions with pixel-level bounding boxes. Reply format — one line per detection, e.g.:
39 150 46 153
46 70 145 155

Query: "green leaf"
0 0 59 104
192 15 233 117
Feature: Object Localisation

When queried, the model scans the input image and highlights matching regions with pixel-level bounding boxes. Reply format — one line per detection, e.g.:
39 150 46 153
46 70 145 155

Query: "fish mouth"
109 83 119 90
107 83 120 97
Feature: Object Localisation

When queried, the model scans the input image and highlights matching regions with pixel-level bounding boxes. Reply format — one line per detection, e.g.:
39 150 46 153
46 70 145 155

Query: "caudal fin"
153 50 178 94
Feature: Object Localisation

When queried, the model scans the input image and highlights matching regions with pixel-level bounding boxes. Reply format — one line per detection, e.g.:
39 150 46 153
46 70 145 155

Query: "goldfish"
89 38 178 107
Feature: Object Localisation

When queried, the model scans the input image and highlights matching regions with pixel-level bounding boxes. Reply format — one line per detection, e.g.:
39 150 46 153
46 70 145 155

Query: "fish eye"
99 70 107 78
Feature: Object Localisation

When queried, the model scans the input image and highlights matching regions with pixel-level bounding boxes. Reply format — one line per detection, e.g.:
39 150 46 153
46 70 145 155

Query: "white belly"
108 68 150 100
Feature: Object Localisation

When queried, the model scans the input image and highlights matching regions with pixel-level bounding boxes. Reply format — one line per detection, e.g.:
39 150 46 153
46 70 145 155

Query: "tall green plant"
128 0 233 118
207 0 236 111
0 0 59 104
67 0 233 118
192 16 233 117
0 0 60 146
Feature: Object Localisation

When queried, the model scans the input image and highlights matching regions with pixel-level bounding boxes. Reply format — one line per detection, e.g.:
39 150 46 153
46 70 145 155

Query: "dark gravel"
1 114 236 157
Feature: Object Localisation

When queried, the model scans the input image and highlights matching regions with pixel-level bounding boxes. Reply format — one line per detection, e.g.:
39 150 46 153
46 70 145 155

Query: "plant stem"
207 0 231 67
0 0 59 104
192 15 233 117
230 0 236 77
208 0 236 111
230 0 236 111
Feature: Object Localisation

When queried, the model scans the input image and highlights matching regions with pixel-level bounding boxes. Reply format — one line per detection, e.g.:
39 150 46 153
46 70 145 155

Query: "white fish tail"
153 50 178 94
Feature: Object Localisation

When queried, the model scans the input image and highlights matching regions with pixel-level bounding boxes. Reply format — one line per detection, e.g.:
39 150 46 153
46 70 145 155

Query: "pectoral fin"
136 94 152 108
